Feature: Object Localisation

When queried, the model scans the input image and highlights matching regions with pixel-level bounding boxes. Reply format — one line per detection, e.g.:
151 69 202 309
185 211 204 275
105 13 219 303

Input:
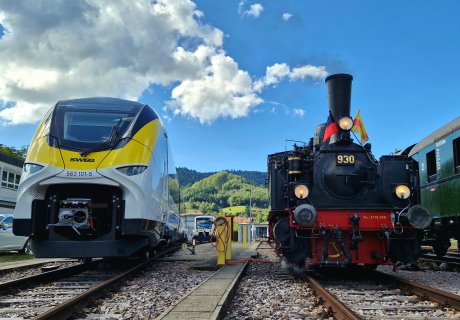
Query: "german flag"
352 110 369 144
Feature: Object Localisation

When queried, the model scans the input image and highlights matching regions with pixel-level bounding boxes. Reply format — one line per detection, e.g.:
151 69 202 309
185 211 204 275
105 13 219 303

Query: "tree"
0 145 28 161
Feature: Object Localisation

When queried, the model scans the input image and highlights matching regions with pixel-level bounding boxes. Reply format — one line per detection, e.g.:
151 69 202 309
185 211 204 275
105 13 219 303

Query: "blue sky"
0 0 459 172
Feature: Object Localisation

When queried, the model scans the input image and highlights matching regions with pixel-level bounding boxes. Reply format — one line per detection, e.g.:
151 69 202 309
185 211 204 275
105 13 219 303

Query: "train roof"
408 116 460 156
57 97 146 108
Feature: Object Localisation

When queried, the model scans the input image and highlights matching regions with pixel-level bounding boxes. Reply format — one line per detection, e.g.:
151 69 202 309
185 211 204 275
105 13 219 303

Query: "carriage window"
454 137 460 174
426 150 437 182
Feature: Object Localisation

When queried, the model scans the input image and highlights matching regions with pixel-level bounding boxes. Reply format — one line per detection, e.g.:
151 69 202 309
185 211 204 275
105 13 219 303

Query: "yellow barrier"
215 216 230 265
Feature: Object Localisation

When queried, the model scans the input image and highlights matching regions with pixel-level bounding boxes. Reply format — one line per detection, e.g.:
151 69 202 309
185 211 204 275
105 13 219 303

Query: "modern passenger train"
407 116 460 257
268 74 432 269
13 97 183 258
192 215 215 242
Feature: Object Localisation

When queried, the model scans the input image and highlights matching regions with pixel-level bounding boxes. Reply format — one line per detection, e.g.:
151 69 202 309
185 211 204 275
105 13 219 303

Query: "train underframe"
22 183 165 258
269 209 422 268
423 216 460 257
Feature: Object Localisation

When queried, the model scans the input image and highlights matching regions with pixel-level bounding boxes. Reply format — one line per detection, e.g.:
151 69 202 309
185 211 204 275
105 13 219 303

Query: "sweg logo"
70 158 95 162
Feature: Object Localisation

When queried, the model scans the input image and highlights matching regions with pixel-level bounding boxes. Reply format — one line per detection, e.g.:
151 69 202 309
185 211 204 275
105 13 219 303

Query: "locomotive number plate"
336 154 355 165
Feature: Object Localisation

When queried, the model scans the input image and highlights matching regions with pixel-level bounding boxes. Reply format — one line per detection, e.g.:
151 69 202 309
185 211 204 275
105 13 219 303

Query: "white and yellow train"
13 98 183 258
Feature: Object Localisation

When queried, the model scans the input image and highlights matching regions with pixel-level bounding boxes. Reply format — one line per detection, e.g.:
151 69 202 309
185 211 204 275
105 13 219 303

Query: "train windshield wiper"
80 118 122 157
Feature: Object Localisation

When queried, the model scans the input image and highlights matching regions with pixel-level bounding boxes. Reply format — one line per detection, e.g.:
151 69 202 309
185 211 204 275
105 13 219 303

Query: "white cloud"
0 0 224 124
293 108 305 117
169 52 262 123
290 65 329 80
282 13 293 21
254 63 328 92
243 3 264 18
238 1 246 15
0 0 327 125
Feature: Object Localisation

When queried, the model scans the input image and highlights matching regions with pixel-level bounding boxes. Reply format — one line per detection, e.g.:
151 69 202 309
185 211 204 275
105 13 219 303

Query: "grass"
0 253 35 263
222 206 247 215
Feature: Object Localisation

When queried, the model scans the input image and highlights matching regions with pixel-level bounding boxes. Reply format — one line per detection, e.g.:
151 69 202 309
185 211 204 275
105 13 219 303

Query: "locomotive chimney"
325 73 353 120
325 73 353 142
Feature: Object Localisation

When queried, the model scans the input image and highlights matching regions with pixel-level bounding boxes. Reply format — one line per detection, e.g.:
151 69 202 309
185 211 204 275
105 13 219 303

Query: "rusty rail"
305 275 362 320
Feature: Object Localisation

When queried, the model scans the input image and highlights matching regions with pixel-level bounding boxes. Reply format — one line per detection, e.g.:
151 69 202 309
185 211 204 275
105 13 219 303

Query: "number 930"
337 154 355 165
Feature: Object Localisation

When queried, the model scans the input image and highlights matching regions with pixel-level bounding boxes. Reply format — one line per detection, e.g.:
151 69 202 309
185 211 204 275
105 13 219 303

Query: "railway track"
306 269 460 319
0 245 181 320
248 242 460 319
419 252 460 268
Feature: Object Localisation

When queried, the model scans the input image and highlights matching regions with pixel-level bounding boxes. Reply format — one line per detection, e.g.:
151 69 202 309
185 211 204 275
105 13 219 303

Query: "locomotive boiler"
268 74 432 268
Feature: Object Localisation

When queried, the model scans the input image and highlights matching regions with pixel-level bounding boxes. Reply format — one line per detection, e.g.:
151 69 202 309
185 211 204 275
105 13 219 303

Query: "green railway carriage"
409 116 460 256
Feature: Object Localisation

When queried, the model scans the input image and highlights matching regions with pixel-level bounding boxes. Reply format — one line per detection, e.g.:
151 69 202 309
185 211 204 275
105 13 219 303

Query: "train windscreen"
196 217 214 229
53 103 141 150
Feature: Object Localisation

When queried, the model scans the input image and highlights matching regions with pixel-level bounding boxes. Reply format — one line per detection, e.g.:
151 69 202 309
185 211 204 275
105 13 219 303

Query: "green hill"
180 171 269 221
177 167 266 187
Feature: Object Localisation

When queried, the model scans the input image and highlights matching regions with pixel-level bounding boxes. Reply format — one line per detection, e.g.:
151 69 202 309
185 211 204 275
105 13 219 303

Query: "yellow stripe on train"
25 120 160 170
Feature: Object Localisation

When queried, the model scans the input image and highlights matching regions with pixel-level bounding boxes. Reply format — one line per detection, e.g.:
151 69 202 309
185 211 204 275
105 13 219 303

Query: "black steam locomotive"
268 74 432 268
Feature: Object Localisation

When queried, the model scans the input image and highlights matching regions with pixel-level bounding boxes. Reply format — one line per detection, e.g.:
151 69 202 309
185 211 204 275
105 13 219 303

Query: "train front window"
54 104 140 150
196 217 213 229
64 112 128 142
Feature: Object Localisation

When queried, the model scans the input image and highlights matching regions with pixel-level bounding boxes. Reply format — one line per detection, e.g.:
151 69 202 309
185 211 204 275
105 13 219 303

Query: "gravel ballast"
224 244 330 320
75 257 215 319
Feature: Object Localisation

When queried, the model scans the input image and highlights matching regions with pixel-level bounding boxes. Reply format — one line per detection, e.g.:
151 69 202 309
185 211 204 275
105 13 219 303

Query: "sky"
0 0 459 172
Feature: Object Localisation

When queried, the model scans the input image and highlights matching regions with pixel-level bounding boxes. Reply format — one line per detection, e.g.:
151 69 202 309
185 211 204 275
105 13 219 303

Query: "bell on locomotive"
267 73 432 269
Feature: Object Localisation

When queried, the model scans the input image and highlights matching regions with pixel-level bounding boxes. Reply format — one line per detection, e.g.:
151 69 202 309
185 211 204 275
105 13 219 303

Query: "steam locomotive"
268 74 432 268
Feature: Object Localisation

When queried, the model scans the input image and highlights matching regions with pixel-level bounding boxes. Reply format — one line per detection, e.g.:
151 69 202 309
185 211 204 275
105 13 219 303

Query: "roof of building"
232 217 251 224
0 153 24 168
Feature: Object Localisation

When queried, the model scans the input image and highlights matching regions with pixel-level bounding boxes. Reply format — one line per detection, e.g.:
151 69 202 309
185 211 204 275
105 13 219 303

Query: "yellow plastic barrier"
214 216 230 265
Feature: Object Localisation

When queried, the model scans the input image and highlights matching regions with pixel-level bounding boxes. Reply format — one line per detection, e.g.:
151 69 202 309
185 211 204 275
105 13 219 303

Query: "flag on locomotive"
352 110 369 144
267 73 431 269
322 112 339 142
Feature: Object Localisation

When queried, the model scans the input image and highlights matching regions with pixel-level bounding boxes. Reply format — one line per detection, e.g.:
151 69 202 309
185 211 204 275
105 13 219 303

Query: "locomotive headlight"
24 163 44 174
395 184 411 199
338 117 353 131
294 184 309 199
116 165 147 176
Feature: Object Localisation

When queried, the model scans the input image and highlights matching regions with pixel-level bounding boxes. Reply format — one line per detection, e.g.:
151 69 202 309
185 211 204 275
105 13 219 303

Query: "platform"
157 241 259 320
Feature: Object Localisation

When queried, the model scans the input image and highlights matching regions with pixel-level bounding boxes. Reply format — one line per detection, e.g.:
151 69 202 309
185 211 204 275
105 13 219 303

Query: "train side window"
426 150 437 182
454 137 460 174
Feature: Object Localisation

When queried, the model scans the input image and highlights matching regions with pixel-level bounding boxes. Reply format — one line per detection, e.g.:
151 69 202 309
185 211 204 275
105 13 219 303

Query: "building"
0 153 23 215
